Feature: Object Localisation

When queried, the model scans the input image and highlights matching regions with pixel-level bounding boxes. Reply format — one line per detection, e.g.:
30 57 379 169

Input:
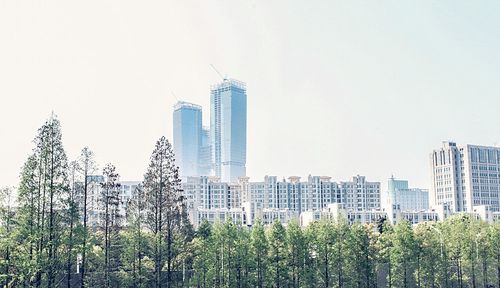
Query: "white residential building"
182 175 380 228
430 141 500 212
75 176 140 229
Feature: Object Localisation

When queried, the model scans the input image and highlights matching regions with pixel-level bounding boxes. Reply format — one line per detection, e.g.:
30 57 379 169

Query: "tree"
64 161 82 288
124 183 147 287
414 222 444 288
286 220 306 288
268 220 288 288
314 220 336 288
346 223 375 288
251 219 268 288
490 222 500 288
0 187 16 287
78 147 97 288
100 163 121 288
377 219 394 288
17 116 70 287
15 154 41 286
444 214 472 288
39 116 71 288
192 219 212 288
143 136 187 288
390 220 418 288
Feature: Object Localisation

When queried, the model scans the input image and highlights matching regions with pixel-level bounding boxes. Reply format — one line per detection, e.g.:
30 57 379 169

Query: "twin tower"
173 78 247 183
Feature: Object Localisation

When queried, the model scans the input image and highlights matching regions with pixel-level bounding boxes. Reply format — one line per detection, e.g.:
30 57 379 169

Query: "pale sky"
1 1 500 190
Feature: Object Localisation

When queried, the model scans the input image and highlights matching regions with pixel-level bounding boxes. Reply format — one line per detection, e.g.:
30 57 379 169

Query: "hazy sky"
1 1 500 190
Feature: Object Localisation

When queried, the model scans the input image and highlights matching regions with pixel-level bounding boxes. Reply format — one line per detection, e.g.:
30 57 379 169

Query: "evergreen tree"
268 220 288 288
16 154 41 285
490 222 500 288
78 147 97 288
100 163 121 287
16 116 70 287
192 219 212 288
390 220 417 288
142 136 187 287
414 222 446 288
0 187 16 287
250 219 268 288
124 183 147 287
64 161 82 288
286 220 306 288
346 223 375 288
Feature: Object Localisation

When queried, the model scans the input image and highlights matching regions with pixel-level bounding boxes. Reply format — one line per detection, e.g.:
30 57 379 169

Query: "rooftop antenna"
210 64 227 81
171 91 179 102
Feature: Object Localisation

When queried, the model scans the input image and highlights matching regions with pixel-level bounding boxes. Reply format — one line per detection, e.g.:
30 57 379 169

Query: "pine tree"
100 163 121 288
17 116 71 287
286 220 306 288
490 222 500 288
251 219 268 288
268 220 288 288
78 147 97 288
124 183 147 287
0 187 16 287
192 219 212 288
314 220 335 288
390 220 417 288
143 136 186 288
64 161 82 288
16 154 41 285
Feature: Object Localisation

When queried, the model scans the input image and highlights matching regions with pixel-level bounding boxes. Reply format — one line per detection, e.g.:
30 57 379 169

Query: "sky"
1 0 500 190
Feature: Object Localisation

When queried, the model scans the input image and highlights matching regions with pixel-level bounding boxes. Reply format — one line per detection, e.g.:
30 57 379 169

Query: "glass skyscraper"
210 79 247 182
198 126 212 176
173 101 202 179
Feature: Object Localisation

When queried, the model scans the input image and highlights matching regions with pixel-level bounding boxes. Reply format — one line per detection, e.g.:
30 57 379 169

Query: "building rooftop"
173 101 202 111
211 78 246 91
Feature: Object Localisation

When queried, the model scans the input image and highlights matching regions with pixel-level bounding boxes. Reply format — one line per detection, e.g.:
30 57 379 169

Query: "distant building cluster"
173 78 247 183
78 75 500 229
171 78 500 227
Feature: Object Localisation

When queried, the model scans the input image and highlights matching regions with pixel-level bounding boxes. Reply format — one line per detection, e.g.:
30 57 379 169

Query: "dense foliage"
1 116 500 287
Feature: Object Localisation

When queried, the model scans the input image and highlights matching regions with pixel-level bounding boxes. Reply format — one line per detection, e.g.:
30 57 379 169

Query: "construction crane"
210 64 227 81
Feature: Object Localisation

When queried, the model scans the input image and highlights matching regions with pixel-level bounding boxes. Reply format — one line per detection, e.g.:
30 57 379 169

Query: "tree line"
0 116 499 288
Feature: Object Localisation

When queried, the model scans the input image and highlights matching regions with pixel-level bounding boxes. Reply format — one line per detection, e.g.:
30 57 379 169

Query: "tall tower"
173 101 202 179
210 79 247 182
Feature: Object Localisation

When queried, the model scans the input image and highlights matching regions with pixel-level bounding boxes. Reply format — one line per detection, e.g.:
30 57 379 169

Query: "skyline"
2 1 500 190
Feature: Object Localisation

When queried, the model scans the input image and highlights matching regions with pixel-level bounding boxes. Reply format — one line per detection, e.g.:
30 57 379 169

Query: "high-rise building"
173 101 202 179
430 141 500 212
382 176 429 212
210 79 247 182
198 126 212 176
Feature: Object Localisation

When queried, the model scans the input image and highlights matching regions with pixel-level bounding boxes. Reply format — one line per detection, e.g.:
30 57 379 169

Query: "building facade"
383 176 429 212
210 79 247 182
182 175 380 227
173 101 203 179
75 176 141 229
198 126 212 176
430 141 500 212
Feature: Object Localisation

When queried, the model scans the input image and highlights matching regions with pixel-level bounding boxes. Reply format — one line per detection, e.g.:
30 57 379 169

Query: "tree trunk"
67 218 74 288
105 189 110 288
48 135 56 288
81 171 88 288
